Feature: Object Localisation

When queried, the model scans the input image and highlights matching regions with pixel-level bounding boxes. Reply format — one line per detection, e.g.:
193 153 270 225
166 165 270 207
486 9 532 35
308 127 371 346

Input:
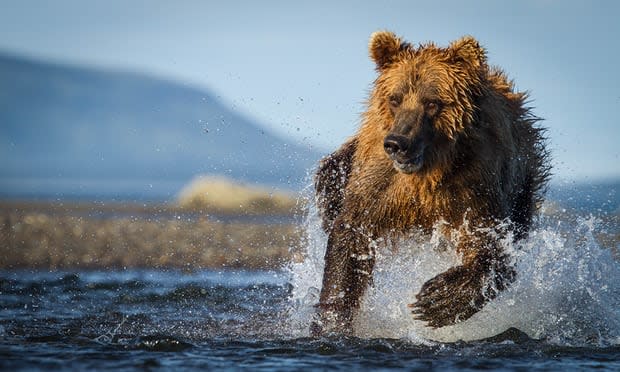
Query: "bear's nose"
384 134 409 155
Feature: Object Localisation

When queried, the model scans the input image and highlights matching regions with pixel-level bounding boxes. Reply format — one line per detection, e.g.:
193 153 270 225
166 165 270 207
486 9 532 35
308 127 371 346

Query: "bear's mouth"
392 154 423 174
386 144 425 174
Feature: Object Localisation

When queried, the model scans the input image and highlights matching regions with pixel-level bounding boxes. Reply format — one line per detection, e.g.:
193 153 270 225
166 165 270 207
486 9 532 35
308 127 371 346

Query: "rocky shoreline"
1 200 617 271
0 200 303 270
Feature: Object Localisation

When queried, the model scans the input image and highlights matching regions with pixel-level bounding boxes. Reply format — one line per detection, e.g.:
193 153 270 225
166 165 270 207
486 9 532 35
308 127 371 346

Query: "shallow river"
1 266 619 371
2 206 620 370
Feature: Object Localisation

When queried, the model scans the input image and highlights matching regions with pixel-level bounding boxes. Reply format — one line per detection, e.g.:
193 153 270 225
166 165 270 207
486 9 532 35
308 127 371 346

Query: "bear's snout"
384 133 425 173
384 133 409 155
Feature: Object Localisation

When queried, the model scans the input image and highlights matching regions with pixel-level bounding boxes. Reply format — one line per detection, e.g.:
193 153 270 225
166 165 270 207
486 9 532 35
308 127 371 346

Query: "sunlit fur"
313 31 550 333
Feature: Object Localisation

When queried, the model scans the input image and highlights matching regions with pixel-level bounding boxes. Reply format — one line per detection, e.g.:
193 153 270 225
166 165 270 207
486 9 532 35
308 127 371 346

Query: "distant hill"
0 53 322 200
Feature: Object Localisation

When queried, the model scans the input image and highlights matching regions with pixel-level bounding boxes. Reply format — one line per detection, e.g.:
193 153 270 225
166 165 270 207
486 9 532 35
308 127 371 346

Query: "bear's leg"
311 221 375 336
409 233 516 328
314 138 357 234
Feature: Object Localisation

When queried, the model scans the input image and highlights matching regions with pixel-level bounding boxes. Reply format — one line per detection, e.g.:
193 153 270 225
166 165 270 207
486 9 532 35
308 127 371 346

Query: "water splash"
287 200 620 346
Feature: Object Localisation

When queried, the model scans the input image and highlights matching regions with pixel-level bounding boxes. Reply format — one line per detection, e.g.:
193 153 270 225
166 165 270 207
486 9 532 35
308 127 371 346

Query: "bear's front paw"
409 265 495 328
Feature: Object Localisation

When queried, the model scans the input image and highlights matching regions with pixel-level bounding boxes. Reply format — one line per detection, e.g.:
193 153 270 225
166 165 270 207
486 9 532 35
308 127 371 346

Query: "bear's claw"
409 265 490 328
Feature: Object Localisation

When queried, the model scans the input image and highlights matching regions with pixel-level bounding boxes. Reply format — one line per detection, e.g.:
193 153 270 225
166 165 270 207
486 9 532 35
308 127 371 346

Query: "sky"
0 0 618 182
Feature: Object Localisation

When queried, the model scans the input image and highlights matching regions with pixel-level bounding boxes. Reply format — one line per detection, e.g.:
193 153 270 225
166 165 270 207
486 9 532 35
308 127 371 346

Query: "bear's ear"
369 31 408 70
449 36 487 70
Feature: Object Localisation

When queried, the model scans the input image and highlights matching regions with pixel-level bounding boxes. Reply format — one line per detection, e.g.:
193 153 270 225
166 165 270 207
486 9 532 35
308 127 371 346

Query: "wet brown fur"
312 31 550 334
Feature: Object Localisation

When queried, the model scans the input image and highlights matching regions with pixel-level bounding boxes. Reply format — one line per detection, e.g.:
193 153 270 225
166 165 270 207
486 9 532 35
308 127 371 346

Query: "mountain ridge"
0 52 322 199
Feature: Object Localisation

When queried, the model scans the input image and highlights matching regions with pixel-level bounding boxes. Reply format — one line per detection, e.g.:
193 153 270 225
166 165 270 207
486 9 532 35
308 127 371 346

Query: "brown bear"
312 31 550 334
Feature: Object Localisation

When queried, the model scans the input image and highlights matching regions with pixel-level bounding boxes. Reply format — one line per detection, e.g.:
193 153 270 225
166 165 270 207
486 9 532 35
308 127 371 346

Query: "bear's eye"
424 101 441 115
388 96 401 109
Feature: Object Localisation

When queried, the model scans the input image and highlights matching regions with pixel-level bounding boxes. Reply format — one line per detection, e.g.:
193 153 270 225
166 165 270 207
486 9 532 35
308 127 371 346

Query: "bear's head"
368 31 487 175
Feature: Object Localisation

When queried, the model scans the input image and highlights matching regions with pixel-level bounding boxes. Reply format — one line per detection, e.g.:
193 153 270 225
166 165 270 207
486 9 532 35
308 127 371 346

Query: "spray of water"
287 195 620 346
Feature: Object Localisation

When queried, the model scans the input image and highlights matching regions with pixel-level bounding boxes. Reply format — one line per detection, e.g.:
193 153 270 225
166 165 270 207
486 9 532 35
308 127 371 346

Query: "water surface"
1 265 619 370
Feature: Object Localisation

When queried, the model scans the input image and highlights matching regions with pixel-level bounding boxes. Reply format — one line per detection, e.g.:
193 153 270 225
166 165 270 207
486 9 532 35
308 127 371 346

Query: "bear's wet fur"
313 31 550 334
